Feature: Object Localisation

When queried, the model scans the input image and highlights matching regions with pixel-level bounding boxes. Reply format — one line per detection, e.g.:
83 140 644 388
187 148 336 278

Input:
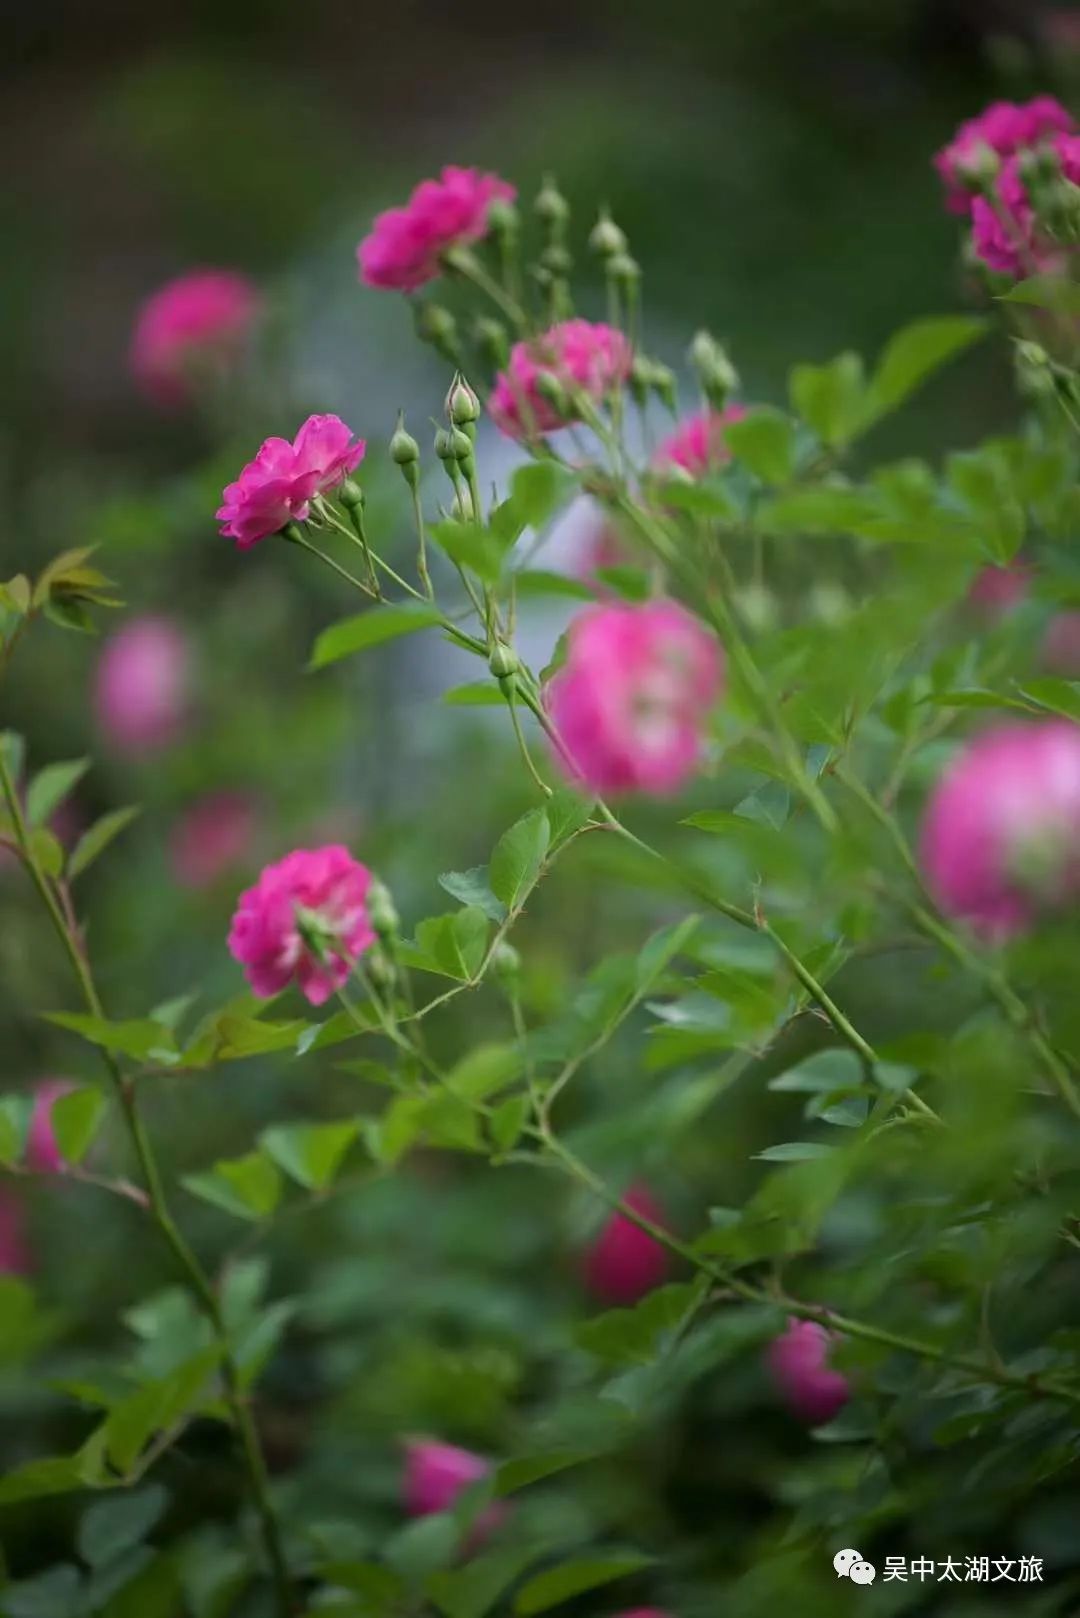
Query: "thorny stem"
0 746 295 1615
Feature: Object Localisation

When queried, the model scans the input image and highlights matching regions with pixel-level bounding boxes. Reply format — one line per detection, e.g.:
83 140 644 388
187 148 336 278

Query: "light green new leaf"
429 520 505 584
44 1012 175 1062
259 1120 360 1191
26 759 90 829
310 603 443 669
723 406 796 485
67 804 142 879
489 807 550 910
51 1086 107 1165
446 1042 521 1103
182 1153 282 1221
789 351 866 447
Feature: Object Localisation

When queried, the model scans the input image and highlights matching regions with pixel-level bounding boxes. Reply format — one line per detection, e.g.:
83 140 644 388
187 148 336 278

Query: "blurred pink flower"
652 405 747 479
130 270 262 406
228 845 375 1005
919 721 1080 937
217 414 365 548
767 1319 850 1426
489 321 632 440
170 792 257 889
95 616 190 754
545 601 723 795
1043 610 1080 676
586 1184 669 1305
967 561 1031 619
934 97 1074 214
971 133 1080 277
0 1189 31 1276
403 1439 506 1547
27 1081 75 1175
358 167 516 291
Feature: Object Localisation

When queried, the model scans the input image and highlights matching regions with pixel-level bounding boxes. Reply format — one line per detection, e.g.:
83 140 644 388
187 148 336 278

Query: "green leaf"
77 1484 169 1568
0 1434 110 1503
259 1120 359 1191
1000 275 1080 316
544 787 593 848
445 1043 521 1102
428 1549 539 1618
26 759 89 829
789 352 866 447
438 866 507 922
50 1086 107 1165
1019 677 1080 724
0 1565 83 1618
441 681 505 707
310 603 443 669
182 1154 282 1221
67 805 142 879
513 1553 653 1614
180 1012 311 1067
43 1012 174 1061
489 807 550 910
636 915 700 991
104 1346 222 1472
429 520 505 584
510 569 594 601
753 1141 835 1162
723 406 796 485
863 315 986 425
29 827 64 877
508 461 574 530
1 574 31 615
495 1448 604 1496
409 907 489 980
489 1094 530 1154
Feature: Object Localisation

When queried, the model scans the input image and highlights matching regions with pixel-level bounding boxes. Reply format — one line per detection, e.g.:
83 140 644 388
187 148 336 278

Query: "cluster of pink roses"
934 95 1079 277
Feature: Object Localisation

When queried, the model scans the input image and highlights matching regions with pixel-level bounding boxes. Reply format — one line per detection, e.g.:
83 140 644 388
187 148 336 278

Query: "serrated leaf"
259 1120 359 1191
67 804 141 879
310 603 443 669
489 808 550 910
513 1552 653 1614
26 759 89 829
77 1483 169 1568
863 315 986 425
438 866 507 922
50 1086 107 1165
544 786 593 848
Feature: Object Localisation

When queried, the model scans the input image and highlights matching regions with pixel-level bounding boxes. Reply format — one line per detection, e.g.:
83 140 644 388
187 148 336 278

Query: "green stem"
0 748 295 1614
409 482 434 599
444 248 529 332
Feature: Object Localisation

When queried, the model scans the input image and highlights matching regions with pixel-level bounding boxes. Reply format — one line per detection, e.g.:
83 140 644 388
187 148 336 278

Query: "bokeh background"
5 2 1080 1614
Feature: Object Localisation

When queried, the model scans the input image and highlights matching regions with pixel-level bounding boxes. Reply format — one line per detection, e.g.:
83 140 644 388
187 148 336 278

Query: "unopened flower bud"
491 940 522 985
690 330 739 407
451 486 475 521
488 642 518 679
487 198 519 240
280 521 305 545
1018 142 1061 190
630 356 652 408
448 427 473 462
533 370 569 414
534 176 569 229
589 211 628 258
434 427 456 463
390 412 421 489
607 252 641 291
955 139 1001 192
367 877 400 942
540 244 573 277
474 316 510 369
446 373 481 427
414 302 460 361
339 477 365 511
366 944 396 992
649 361 677 414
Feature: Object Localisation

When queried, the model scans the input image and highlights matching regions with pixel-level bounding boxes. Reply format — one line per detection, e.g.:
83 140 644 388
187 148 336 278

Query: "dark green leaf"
513 1553 653 1614
489 808 550 910
863 315 986 424
50 1086 107 1165
67 805 142 880
77 1484 169 1568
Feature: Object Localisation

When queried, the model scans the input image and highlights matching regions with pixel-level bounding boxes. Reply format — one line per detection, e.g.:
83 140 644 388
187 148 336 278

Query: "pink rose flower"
545 601 724 796
651 405 747 479
170 792 258 889
586 1184 669 1305
934 97 1074 214
489 321 633 440
130 270 262 406
403 1439 507 1548
227 844 375 1006
217 414 365 548
919 721 1080 937
27 1081 75 1175
94 616 190 754
0 1189 31 1276
766 1318 851 1426
967 561 1031 619
358 166 516 291
971 132 1080 276
1043 610 1080 677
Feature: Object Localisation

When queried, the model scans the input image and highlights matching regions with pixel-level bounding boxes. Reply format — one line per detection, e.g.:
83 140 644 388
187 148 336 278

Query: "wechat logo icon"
834 1549 876 1585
